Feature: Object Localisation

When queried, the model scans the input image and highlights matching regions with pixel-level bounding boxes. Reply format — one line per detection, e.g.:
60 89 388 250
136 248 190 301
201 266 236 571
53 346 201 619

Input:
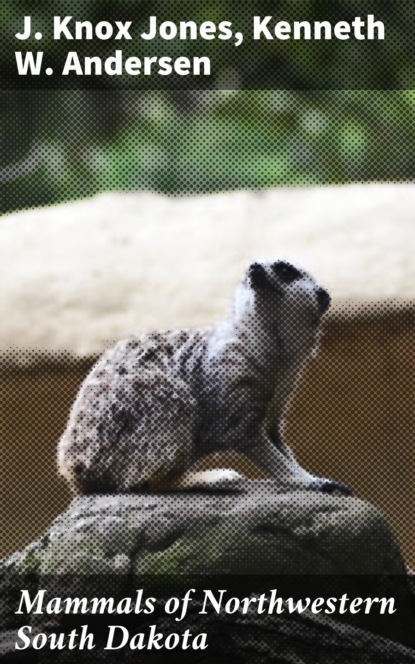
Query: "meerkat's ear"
316 287 331 314
247 262 270 290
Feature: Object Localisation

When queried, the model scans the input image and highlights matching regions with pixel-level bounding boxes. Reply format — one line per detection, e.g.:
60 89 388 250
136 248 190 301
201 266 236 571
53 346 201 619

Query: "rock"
35 489 405 577
1 486 415 663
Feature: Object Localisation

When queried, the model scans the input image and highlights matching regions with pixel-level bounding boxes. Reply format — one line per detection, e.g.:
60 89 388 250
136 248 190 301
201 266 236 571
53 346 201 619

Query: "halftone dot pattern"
3 90 415 215
1 87 415 655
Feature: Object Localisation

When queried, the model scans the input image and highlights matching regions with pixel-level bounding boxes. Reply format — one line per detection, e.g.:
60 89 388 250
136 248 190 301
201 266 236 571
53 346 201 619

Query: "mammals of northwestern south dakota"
58 260 350 496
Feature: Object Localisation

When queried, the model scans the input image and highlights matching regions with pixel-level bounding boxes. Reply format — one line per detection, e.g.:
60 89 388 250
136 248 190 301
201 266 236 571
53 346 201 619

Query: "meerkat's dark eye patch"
272 261 302 284
248 262 271 290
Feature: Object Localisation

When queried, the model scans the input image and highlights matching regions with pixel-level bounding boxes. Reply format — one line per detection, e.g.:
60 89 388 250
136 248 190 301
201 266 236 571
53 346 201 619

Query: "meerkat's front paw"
311 478 353 496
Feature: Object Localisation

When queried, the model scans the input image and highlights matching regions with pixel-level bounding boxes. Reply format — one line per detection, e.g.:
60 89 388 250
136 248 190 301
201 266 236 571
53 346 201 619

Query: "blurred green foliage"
1 1 415 213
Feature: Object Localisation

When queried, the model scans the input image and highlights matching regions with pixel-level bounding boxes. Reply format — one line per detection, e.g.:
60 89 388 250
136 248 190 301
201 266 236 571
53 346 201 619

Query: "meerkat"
58 260 350 495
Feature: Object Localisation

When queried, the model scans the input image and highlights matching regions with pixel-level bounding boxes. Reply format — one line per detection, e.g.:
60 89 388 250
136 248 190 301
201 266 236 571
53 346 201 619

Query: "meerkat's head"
233 260 331 362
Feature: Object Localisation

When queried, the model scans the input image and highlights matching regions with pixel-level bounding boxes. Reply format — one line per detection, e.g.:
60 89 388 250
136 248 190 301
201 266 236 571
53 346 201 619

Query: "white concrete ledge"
1 183 414 360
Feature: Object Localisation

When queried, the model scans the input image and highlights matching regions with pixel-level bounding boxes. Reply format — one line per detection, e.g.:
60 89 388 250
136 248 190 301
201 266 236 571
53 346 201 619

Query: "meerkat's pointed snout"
247 262 270 290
